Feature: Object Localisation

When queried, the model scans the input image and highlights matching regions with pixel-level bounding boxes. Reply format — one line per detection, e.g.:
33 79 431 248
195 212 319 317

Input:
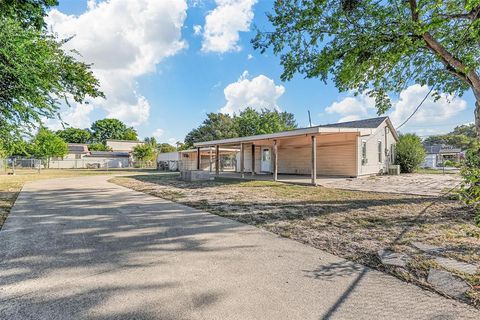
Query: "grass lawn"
0 168 155 229
111 173 480 306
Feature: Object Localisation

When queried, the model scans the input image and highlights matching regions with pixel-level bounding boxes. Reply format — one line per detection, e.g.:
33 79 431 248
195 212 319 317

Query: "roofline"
194 127 373 147
105 139 143 143
384 117 399 141
180 147 239 153
194 116 399 147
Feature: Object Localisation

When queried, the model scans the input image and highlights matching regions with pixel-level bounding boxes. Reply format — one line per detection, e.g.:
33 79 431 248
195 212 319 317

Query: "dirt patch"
111 174 480 307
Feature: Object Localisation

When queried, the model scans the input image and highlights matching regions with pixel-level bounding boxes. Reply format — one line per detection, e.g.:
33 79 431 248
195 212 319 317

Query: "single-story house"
422 144 462 168
49 144 130 169
192 116 399 184
106 139 143 153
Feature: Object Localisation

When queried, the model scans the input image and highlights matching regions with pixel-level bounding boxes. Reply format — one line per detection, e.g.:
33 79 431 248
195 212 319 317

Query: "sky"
45 0 477 145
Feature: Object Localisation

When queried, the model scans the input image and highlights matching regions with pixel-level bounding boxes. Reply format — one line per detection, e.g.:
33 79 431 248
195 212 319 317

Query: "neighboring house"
192 116 399 183
106 139 143 153
64 143 90 160
83 151 130 168
422 145 462 168
49 143 130 169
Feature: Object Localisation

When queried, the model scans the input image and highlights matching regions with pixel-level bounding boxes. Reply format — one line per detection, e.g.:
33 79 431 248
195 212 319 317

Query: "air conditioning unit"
388 165 400 175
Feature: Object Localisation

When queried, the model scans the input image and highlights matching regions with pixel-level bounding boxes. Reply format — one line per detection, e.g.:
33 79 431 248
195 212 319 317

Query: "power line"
396 87 434 130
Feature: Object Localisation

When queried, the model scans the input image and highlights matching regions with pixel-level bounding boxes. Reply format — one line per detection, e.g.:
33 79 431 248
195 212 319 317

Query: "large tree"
56 128 91 144
90 118 136 144
0 1 103 142
184 113 239 147
253 0 480 136
236 108 297 136
183 109 297 147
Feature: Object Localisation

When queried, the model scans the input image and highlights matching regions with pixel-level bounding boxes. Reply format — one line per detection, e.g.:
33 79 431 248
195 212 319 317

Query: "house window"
378 141 382 163
361 140 367 165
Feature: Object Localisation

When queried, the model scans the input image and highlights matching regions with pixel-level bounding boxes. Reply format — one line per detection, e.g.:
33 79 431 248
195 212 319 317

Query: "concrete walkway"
0 176 478 319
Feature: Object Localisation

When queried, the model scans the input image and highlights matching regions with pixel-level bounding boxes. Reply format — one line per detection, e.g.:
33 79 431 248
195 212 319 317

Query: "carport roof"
194 116 397 147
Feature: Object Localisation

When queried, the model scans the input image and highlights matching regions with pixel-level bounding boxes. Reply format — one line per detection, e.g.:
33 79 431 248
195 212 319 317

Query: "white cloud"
220 71 285 115
324 84 468 131
193 25 202 36
389 84 467 127
44 103 94 131
325 94 375 120
201 0 257 53
152 128 165 139
247 54 253 60
46 0 187 127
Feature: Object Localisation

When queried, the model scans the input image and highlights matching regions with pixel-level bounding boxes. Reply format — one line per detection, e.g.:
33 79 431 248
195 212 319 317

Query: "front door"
261 147 271 172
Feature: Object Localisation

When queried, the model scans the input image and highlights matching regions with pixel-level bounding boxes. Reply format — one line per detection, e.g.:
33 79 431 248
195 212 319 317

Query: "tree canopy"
0 1 102 143
253 0 480 135
56 128 91 144
90 119 138 144
423 123 479 150
183 108 298 148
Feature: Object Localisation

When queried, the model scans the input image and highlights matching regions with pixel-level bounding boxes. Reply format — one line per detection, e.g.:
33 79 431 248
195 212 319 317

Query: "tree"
56 128 91 144
90 119 129 144
184 113 238 148
236 108 297 137
30 128 68 167
158 143 176 153
132 144 154 162
183 109 298 148
395 133 426 173
88 143 112 152
453 123 477 138
253 1 480 136
0 2 102 142
123 127 138 141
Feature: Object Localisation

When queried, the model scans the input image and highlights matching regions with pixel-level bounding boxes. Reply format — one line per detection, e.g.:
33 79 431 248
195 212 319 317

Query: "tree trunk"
475 100 480 139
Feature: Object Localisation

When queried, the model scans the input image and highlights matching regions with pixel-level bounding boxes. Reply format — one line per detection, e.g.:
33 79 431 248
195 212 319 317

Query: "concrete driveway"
0 176 478 319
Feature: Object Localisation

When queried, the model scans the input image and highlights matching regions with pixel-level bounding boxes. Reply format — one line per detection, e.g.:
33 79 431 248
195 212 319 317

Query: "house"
192 116 399 184
83 151 130 168
106 139 143 153
48 143 130 169
422 144 462 168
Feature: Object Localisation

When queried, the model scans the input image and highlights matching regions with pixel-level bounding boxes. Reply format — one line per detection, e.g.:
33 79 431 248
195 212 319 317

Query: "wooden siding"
237 133 358 177
357 120 397 175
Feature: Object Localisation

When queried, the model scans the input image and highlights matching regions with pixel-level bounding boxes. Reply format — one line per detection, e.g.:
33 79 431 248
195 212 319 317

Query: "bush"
443 159 461 168
395 133 426 173
459 147 480 226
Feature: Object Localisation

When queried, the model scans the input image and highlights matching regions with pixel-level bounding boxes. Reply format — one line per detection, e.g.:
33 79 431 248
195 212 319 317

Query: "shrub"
395 133 426 173
459 147 480 226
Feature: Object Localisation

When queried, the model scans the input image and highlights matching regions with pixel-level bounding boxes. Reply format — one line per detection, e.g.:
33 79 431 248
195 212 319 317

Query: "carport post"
251 144 255 176
311 135 317 186
196 147 201 170
215 145 220 176
240 143 245 178
209 147 213 172
273 140 278 181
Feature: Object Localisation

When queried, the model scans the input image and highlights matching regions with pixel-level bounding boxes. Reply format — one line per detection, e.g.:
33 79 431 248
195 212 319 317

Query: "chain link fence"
0 157 156 173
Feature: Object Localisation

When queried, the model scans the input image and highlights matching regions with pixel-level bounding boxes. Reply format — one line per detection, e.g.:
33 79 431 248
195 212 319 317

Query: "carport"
193 117 398 185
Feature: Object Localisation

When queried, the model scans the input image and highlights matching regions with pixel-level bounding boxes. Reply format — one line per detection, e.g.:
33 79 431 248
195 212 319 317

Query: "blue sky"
47 0 477 144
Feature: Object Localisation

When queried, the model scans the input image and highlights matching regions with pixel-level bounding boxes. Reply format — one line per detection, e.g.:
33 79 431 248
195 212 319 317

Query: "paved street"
0 175 478 319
